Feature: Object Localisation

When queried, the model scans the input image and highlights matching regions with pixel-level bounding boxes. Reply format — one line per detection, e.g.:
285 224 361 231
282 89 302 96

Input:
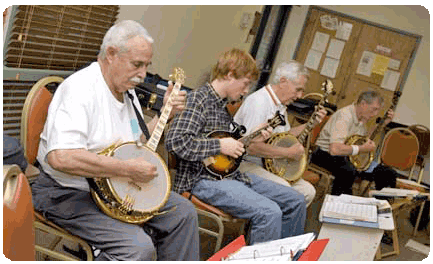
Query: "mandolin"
203 111 286 180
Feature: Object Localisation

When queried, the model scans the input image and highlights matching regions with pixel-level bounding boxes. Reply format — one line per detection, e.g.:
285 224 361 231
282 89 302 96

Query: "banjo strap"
126 90 151 140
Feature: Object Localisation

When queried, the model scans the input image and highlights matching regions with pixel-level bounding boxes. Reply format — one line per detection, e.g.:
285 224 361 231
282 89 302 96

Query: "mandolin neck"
239 124 272 147
146 83 181 152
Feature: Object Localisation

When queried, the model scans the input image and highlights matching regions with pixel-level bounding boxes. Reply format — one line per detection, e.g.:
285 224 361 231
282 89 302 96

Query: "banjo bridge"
128 181 142 191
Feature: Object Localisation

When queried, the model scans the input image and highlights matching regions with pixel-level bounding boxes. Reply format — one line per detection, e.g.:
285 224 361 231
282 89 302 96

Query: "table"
317 195 394 261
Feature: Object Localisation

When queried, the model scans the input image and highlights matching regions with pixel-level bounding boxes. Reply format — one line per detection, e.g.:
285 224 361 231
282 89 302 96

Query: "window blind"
3 5 119 138
4 5 119 71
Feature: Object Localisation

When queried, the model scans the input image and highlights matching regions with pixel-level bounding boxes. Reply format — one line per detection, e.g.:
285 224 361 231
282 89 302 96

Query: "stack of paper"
371 187 420 197
319 194 380 228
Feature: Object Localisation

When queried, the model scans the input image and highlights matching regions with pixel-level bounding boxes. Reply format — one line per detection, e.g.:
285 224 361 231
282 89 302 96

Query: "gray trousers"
32 170 200 261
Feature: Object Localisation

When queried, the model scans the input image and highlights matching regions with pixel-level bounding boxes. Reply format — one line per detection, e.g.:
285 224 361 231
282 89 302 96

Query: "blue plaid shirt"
165 84 251 194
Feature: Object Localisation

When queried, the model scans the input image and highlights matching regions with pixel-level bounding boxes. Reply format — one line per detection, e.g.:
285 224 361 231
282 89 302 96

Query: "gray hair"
273 60 309 84
99 20 154 59
357 90 384 105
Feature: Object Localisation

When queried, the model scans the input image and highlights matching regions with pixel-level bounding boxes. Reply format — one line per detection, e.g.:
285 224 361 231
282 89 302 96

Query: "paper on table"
322 200 378 222
226 233 315 261
377 187 419 196
338 194 379 205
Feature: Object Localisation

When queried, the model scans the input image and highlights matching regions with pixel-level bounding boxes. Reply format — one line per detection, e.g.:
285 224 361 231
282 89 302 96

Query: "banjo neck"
146 68 185 152
296 80 334 146
368 91 401 141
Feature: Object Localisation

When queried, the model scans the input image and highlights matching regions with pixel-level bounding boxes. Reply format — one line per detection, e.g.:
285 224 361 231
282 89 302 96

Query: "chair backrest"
21 76 64 165
379 127 419 172
408 124 430 157
3 165 35 260
310 115 331 146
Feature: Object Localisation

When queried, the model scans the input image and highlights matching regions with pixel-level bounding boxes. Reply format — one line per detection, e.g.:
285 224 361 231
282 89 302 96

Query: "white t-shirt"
234 85 291 165
37 62 143 191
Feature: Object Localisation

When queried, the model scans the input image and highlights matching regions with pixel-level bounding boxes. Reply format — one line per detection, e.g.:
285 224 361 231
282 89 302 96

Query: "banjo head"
264 133 307 183
107 142 171 213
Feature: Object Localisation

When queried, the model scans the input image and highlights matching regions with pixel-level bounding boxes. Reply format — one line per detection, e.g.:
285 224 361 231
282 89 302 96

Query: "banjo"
345 90 401 171
263 80 334 183
88 68 185 224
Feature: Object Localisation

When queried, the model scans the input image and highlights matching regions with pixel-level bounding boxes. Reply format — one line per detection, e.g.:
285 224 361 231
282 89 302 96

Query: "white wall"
117 5 262 88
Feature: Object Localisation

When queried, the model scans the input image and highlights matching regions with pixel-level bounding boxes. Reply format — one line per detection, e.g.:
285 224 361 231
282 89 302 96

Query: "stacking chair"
303 114 334 197
371 127 426 259
167 153 248 255
20 76 94 261
3 164 35 261
400 124 430 188
406 124 430 236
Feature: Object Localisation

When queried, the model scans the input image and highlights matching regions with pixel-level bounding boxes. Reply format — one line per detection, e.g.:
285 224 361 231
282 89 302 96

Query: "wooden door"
294 6 420 129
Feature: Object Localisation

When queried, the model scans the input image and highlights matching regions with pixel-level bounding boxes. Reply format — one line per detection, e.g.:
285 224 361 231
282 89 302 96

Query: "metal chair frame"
373 127 426 259
20 76 94 261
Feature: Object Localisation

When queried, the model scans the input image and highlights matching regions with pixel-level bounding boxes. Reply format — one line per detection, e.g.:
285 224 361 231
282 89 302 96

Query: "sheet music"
322 200 377 223
225 233 315 261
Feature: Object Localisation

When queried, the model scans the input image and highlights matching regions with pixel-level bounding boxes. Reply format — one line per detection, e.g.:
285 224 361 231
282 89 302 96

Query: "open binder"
208 232 328 261
319 194 381 228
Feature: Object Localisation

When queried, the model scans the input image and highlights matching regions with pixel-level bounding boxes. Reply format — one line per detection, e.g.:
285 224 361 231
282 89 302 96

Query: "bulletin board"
293 6 421 115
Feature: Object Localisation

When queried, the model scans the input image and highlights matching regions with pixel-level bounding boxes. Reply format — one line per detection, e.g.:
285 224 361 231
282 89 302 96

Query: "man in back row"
311 90 399 195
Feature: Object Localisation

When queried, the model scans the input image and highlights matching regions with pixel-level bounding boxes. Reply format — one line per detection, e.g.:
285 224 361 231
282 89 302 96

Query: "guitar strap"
126 90 151 140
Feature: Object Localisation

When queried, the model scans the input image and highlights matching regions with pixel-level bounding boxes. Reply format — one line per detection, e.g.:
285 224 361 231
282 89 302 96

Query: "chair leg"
196 208 225 253
376 244 382 260
33 221 93 261
413 200 426 236
392 228 400 255
379 216 400 258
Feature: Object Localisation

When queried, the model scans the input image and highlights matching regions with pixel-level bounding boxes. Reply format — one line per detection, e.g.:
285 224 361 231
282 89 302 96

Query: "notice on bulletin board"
371 54 390 76
311 32 330 53
381 70 400 91
320 57 339 78
326 39 345 60
356 51 375 77
305 49 323 71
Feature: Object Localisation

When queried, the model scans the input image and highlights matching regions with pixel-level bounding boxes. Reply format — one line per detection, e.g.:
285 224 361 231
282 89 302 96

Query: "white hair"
99 20 154 59
273 60 309 84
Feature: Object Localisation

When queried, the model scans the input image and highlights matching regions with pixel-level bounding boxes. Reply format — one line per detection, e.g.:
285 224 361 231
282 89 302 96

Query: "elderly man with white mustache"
31 20 199 261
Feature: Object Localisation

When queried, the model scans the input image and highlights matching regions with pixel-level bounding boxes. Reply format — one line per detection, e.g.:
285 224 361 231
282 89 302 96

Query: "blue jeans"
192 173 306 244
